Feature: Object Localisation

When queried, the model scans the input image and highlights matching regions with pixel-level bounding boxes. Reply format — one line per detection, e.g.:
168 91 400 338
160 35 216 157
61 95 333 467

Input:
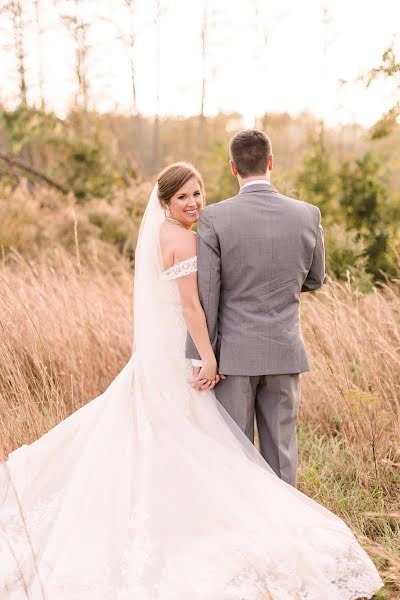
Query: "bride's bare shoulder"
160 222 196 269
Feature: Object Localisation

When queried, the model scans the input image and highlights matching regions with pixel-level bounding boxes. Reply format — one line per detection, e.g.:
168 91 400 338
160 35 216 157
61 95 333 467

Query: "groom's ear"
229 159 238 177
268 154 274 172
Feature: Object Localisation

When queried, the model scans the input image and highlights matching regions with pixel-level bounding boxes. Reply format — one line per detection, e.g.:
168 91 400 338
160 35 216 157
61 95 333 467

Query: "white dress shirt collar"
240 179 272 190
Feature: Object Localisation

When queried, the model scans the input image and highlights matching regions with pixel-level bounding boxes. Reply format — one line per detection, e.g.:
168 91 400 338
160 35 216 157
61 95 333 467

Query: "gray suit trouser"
215 373 300 487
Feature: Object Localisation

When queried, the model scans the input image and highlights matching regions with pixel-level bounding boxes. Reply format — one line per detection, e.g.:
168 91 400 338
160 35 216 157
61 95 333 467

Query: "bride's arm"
168 230 219 387
177 272 219 386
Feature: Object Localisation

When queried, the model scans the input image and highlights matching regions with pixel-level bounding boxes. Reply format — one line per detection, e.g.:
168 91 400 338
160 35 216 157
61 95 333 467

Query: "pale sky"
1 0 399 127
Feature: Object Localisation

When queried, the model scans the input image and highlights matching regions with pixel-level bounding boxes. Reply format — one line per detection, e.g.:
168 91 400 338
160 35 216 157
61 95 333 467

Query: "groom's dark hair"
229 129 272 177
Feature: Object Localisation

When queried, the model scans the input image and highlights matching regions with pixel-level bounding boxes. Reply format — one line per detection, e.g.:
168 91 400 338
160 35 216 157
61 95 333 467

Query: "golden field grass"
0 249 399 598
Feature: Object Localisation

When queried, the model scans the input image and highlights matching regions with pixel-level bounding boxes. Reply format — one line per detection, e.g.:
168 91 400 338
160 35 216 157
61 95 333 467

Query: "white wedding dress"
0 187 383 599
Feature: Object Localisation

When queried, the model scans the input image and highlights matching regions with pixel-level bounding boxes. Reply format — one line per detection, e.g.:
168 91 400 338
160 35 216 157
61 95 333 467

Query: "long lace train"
0 353 383 599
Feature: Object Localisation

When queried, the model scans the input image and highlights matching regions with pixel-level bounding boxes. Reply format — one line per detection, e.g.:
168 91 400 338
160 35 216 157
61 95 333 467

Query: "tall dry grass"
299 281 400 596
302 281 399 443
0 251 399 596
0 249 133 455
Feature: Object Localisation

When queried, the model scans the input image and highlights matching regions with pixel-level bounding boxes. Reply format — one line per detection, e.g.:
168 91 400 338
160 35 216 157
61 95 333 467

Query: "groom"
186 129 325 487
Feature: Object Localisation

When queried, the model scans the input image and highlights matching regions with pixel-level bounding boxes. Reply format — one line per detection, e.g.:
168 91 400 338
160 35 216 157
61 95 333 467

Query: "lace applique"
161 256 197 281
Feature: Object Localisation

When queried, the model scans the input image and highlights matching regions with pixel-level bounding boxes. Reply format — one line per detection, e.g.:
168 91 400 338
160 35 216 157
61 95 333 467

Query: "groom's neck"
238 173 271 188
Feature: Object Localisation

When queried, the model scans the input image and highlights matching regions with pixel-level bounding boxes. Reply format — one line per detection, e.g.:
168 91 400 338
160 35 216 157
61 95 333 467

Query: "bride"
0 162 383 599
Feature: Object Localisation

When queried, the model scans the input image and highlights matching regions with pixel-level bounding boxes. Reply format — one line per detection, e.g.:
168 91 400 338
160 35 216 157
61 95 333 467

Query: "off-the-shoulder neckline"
162 255 197 276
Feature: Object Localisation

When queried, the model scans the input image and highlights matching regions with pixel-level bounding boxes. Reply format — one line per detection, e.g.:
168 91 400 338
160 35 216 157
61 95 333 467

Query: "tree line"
0 1 399 285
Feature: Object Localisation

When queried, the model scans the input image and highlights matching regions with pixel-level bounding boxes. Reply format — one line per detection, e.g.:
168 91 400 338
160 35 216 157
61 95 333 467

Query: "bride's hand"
198 371 226 391
192 358 218 390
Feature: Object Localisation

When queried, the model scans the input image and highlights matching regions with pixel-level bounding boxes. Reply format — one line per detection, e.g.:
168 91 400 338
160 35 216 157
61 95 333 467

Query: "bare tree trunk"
152 0 162 172
129 55 137 116
124 0 138 116
124 0 141 163
0 150 68 193
104 0 142 165
4 0 28 106
74 0 89 112
76 38 89 112
59 0 91 113
14 1 27 105
252 0 270 128
33 0 46 110
7 0 35 167
197 6 208 150
252 3 287 128
130 55 143 167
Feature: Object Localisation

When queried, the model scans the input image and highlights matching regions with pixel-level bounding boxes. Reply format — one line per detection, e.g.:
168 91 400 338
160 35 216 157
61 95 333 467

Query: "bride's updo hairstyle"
157 162 205 210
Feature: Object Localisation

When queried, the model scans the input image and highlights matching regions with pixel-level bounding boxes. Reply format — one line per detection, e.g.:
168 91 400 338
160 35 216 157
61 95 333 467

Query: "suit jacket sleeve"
185 209 221 361
301 209 326 293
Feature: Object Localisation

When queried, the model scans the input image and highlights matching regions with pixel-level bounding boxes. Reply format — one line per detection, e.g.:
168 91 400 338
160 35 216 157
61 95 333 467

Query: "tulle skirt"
0 355 383 599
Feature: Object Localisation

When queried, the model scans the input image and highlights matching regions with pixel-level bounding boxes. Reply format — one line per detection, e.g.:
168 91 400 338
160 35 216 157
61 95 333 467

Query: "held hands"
191 360 226 391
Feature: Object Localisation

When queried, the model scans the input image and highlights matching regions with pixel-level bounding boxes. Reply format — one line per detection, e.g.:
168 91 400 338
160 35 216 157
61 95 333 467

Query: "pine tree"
339 152 397 280
295 127 337 221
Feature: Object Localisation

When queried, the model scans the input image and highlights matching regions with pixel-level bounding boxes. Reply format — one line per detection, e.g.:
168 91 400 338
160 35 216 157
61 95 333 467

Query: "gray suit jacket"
186 182 325 376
